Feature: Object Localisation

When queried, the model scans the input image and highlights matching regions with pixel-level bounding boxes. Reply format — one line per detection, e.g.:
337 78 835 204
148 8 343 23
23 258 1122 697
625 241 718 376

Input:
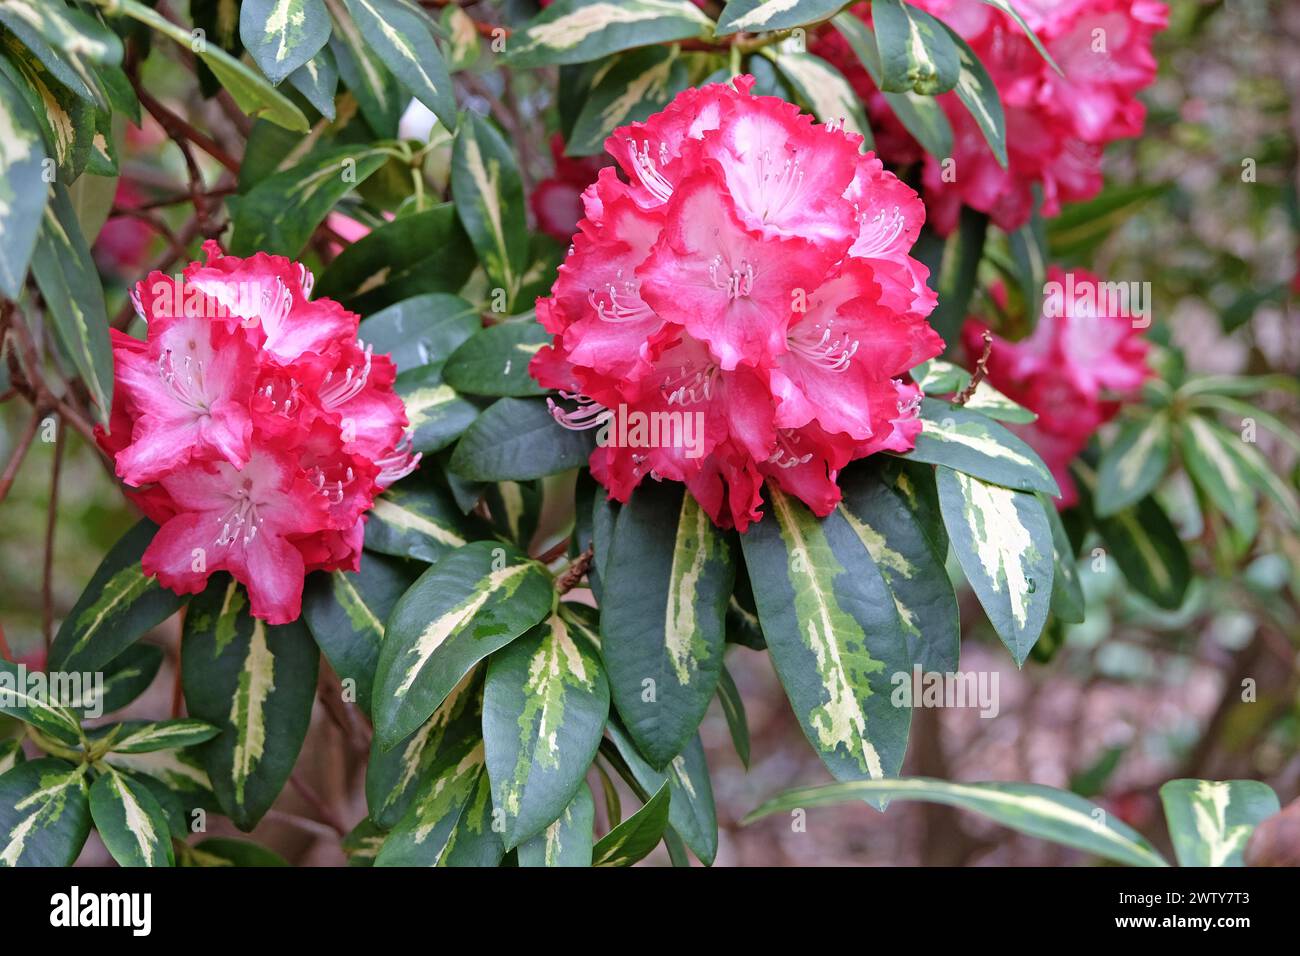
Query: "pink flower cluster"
98 242 419 623
962 266 1150 506
530 76 944 531
817 0 1167 233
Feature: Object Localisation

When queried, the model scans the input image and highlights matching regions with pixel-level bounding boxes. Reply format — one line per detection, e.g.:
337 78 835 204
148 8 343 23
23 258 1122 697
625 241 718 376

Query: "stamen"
626 138 673 204
766 430 813 469
788 320 859 371
708 255 755 300
548 392 613 430
318 343 373 408
854 204 906 257
660 363 717 406
157 347 212 413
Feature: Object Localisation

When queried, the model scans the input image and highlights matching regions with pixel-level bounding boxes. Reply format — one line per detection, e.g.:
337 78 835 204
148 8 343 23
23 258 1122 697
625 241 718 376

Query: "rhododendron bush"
1 0 1298 876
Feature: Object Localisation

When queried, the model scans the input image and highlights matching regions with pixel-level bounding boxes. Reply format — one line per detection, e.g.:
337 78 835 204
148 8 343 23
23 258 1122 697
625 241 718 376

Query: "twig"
289 774 348 838
0 409 40 503
135 85 240 175
953 330 993 406
42 418 64 652
6 314 103 451
130 184 238 212
555 546 594 595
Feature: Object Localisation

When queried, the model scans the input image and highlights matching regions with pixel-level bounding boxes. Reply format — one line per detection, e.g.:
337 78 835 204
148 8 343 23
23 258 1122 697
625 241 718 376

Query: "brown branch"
135 86 240 176
953 330 993 406
0 409 40 503
41 419 64 652
129 184 238 212
555 546 594 595
6 314 103 452
289 774 349 838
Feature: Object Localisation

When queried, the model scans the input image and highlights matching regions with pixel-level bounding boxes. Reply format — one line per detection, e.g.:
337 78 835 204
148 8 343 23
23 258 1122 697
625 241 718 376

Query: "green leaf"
449 397 594 481
114 0 309 131
363 479 473 564
1046 183 1169 260
181 578 319 830
0 738 23 775
0 66 49 298
341 817 385 866
1094 412 1172 517
81 645 163 718
716 0 846 35
839 464 959 673
30 183 112 422
442 320 550 398
89 767 174 867
568 46 691 155
505 0 712 68
483 611 609 848
374 738 484 866
108 719 221 755
0 659 83 746
327 8 402 137
978 0 1061 74
373 541 553 749
240 0 331 85
0 0 122 107
744 777 1168 867
740 484 912 787
943 22 1007 166
516 783 596 867
1041 493 1084 625
717 664 750 769
0 758 91 867
451 112 528 311
316 205 477 313
1228 438 1300 530
592 780 670 867
0 40 92 182
602 483 734 768
440 757 506 866
606 722 717 866
287 44 339 120
343 0 455 129
366 668 482 828
872 0 960 95
187 836 291 867
938 466 1052 666
1158 779 1280 868
830 14 952 160
440 5 481 72
50 520 185 673
1085 481 1191 611
302 554 421 718
770 47 871 147
1179 415 1258 541
358 293 479 374
394 364 479 454
228 144 392 256
902 398 1059 496
99 747 215 810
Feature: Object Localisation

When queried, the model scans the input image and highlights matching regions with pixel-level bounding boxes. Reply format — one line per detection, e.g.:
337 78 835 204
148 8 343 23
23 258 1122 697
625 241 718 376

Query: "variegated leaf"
744 777 1168 867
872 0 960 95
606 722 717 866
100 747 215 808
591 780 670 867
181 577 319 830
51 520 185 673
108 719 221 755
962 381 1036 423
78 645 163 719
979 0 1061 74
937 466 1053 666
0 758 91 867
1159 779 1280 868
830 13 952 160
0 66 48 298
717 664 750 768
483 612 609 848
0 659 83 745
228 144 393 256
326 3 403 137
363 479 473 564
1228 435 1300 530
716 0 846 35
505 0 712 69
1041 492 1084 625
30 183 112 422
484 480 542 548
366 668 483 828
517 782 595 867
186 836 290 867
451 112 528 311
440 758 506 866
374 739 484 866
440 5 481 72
343 0 455 129
287 44 339 120
373 541 553 749
240 0 332 85
302 553 421 718
0 0 122 107
902 398 1059 496
944 23 1007 167
116 0 309 131
602 484 734 769
442 319 549 398
740 484 912 787
342 818 386 866
89 767 173 867
568 46 690 156
1180 415 1258 541
449 397 595 482
1095 412 1171 517
0 739 24 775
0 41 92 182
770 46 871 146
839 464 959 673
394 364 479 453
357 293 479 373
